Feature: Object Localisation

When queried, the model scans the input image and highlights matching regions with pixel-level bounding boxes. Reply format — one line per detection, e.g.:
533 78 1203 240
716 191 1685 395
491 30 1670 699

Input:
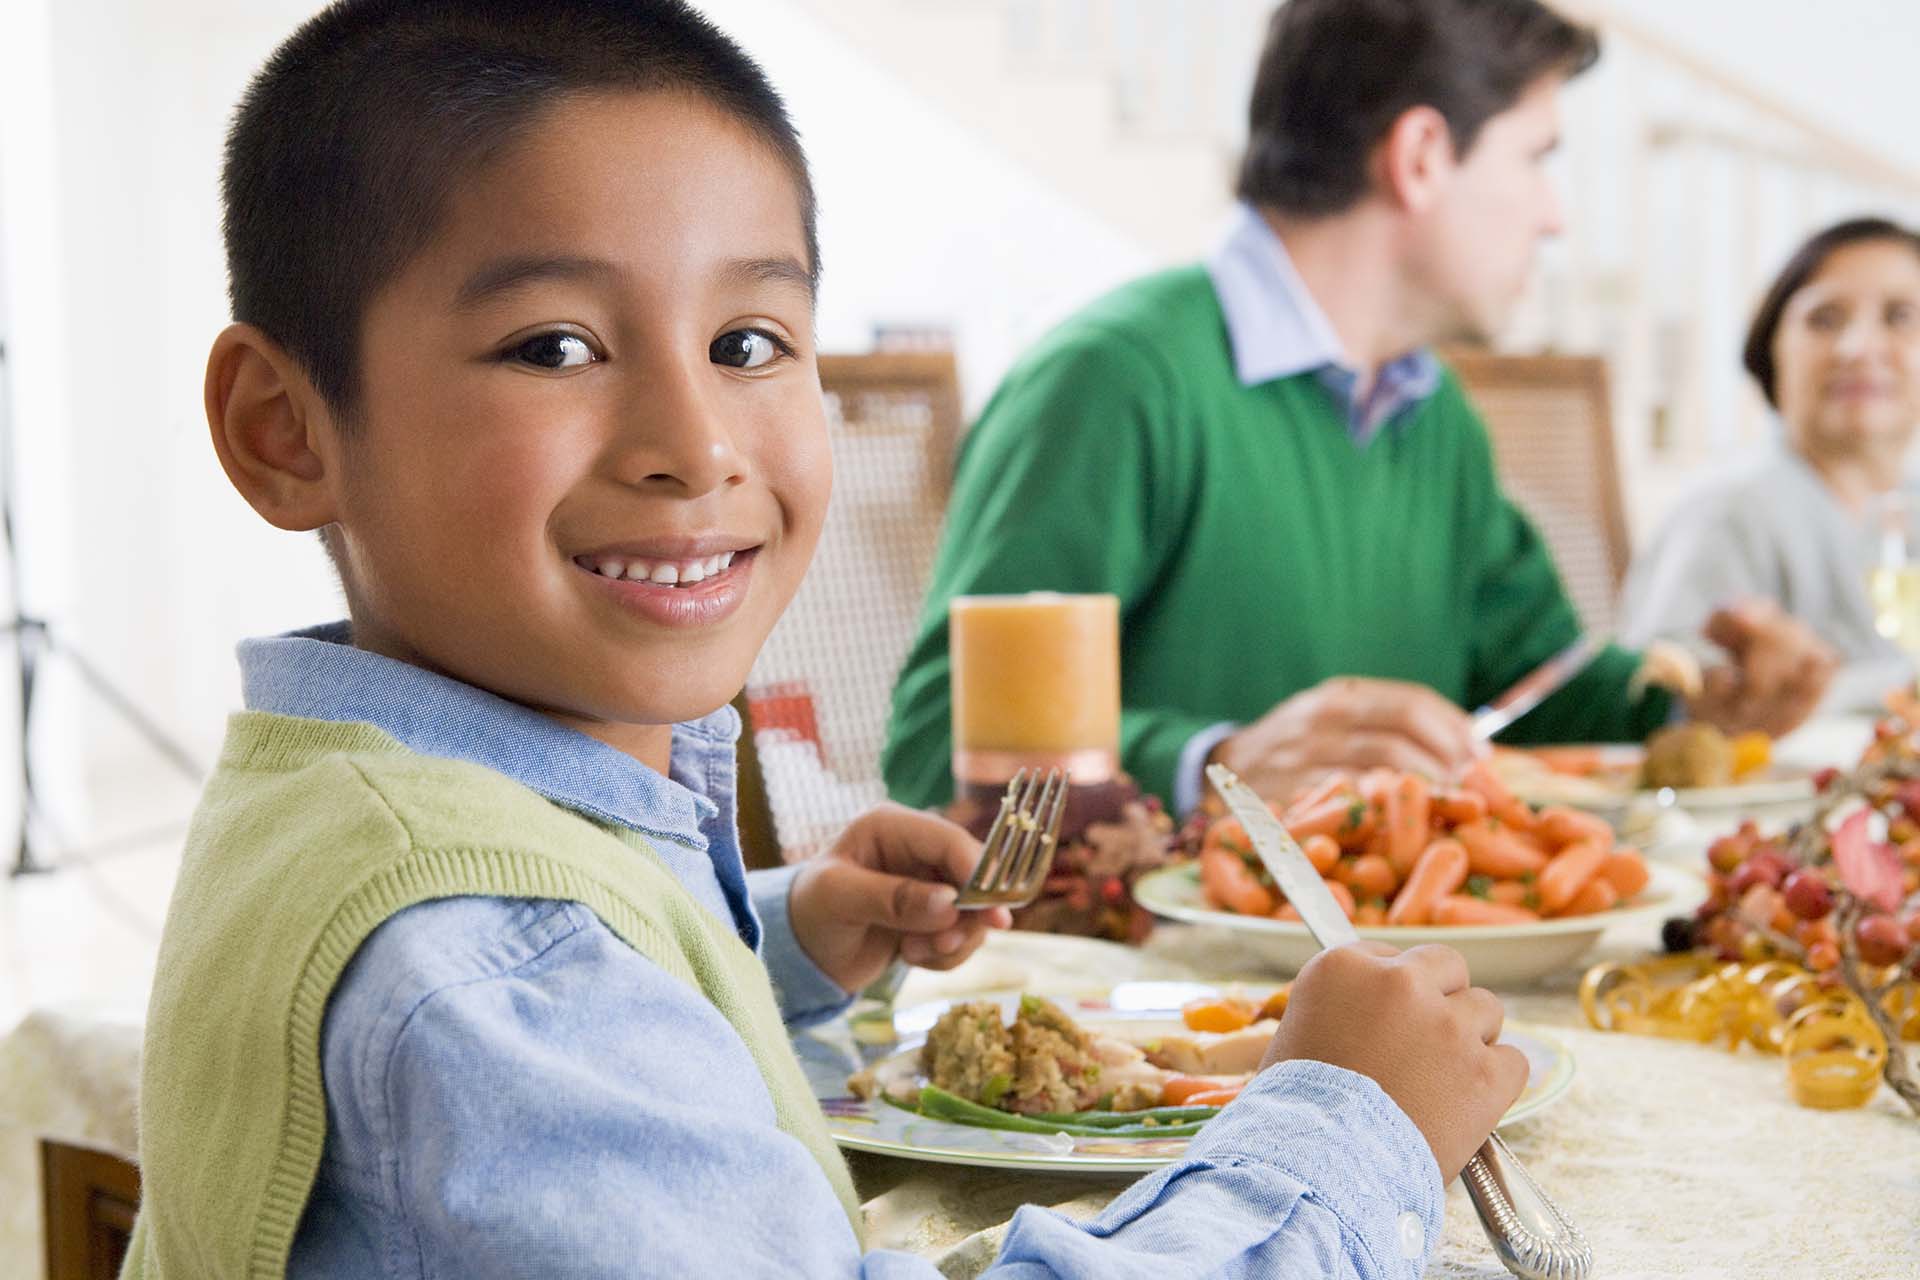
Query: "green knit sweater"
884 266 1667 809
122 712 859 1279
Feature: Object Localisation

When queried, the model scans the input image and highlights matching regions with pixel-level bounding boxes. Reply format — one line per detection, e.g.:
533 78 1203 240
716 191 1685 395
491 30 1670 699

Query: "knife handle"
1460 1132 1593 1279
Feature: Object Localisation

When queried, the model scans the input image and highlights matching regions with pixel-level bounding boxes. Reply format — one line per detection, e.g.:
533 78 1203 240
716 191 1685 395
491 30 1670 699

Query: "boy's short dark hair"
224 0 817 421
1743 216 1920 408
1236 0 1599 218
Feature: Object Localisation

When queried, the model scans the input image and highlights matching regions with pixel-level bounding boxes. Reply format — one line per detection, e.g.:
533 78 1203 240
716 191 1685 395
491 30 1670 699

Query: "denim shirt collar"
1206 203 1442 443
236 622 760 940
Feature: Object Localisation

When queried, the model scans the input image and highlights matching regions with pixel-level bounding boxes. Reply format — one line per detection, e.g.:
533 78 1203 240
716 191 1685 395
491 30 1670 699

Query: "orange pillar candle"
949 592 1120 787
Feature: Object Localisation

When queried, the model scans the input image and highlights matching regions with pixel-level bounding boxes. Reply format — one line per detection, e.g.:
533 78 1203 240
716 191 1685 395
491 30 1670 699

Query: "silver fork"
955 768 1068 909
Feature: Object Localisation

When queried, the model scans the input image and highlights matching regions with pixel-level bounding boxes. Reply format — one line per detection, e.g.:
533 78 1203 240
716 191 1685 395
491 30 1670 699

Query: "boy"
127 2 1526 1276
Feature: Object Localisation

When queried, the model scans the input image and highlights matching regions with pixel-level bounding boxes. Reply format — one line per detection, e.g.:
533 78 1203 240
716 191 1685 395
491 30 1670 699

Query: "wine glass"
1866 492 1920 661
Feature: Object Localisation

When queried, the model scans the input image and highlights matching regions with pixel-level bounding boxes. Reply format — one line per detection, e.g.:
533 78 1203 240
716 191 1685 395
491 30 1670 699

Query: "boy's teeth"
586 550 741 585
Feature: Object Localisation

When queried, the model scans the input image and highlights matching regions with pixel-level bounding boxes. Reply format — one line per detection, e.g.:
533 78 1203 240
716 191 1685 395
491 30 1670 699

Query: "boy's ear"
205 323 342 532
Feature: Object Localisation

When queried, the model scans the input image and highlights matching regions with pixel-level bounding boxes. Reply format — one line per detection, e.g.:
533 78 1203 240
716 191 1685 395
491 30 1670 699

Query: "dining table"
843 911 1919 1279
3 722 1916 1277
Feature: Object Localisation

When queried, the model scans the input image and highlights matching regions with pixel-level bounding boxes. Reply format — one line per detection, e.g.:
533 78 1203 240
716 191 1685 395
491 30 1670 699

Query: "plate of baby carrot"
1133 762 1703 985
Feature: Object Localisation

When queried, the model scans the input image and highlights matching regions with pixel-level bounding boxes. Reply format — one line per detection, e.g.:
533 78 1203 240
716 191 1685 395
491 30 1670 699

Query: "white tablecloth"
3 860 1915 1278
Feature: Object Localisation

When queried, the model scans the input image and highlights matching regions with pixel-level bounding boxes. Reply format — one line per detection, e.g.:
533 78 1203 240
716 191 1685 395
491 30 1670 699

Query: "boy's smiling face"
325 90 829 766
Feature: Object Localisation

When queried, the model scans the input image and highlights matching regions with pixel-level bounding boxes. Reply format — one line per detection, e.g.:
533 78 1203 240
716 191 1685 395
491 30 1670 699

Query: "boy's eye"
710 329 787 370
507 332 597 370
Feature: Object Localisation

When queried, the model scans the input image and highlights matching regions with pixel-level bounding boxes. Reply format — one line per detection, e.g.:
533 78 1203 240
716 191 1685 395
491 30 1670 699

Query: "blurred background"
2 0 1919 1022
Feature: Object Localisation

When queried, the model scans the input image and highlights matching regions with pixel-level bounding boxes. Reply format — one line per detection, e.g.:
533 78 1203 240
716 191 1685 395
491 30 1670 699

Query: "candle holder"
945 593 1172 941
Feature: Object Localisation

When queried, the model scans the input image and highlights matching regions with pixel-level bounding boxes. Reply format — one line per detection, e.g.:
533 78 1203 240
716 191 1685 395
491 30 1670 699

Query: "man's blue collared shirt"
268 625 1443 1278
1174 207 1448 815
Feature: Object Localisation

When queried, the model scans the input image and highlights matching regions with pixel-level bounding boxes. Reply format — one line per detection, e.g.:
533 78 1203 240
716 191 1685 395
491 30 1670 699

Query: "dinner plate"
1495 745 1815 824
1129 861 1703 986
796 985 1576 1173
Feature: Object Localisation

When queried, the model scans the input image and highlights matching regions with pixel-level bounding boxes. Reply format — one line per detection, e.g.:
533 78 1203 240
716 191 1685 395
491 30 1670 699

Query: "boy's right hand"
1259 942 1527 1182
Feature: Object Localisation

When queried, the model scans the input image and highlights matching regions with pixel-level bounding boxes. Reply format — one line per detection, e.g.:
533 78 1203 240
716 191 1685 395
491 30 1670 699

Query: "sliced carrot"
1285 792 1374 845
1600 849 1650 900
1344 852 1400 901
1430 788 1489 826
1525 745 1608 776
1161 1074 1246 1105
1278 881 1357 920
1300 833 1342 875
1486 879 1533 907
1534 806 1614 851
1200 847 1275 916
1551 874 1619 917
1182 1085 1246 1107
1181 996 1257 1033
1455 818 1549 879
1281 774 1348 824
1537 838 1609 915
1387 837 1470 926
1461 759 1536 830
1202 816 1251 856
1383 773 1433 875
1431 894 1541 925
1353 901 1389 926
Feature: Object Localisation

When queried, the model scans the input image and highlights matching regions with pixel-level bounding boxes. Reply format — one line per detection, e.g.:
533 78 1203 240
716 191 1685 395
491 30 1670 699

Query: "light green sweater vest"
122 711 860 1279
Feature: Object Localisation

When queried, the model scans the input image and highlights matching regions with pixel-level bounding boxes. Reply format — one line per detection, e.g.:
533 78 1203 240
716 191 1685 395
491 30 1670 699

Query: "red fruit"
1781 869 1834 921
1727 852 1789 896
1897 780 1920 816
1857 915 1910 967
1707 835 1749 873
1813 766 1842 792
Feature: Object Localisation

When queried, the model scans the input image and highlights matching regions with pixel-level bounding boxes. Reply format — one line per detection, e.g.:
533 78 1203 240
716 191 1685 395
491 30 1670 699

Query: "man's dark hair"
223 0 817 420
1743 216 1920 408
1236 0 1599 218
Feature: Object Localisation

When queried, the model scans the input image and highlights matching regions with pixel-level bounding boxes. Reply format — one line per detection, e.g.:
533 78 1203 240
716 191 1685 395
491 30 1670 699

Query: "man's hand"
1687 600 1836 738
1209 677 1486 805
787 804 1012 993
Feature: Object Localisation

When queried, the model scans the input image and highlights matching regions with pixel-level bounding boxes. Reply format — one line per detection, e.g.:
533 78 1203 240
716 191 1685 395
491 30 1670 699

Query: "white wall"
0 0 1151 841
9 0 1920 839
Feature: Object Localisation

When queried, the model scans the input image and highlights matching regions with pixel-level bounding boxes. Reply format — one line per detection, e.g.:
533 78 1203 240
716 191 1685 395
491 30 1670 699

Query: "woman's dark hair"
223 0 817 421
1742 217 1920 408
1236 0 1599 218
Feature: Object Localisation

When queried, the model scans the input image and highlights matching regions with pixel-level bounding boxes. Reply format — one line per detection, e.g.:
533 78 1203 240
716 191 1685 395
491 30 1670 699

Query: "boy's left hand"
788 804 1013 994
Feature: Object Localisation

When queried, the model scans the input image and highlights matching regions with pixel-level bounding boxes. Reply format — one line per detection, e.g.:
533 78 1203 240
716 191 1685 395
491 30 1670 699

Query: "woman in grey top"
1621 218 1920 711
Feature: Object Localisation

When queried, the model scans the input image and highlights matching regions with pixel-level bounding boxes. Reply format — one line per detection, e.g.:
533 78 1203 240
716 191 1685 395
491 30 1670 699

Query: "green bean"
905 1087 1212 1139
1027 1104 1223 1128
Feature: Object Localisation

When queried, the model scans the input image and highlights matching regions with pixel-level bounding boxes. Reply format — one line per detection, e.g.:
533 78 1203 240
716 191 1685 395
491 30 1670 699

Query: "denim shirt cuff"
746 864 855 1027
1174 722 1240 816
1188 1059 1446 1278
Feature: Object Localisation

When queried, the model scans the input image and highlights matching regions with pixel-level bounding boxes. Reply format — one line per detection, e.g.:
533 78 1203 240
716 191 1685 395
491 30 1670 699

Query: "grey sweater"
1619 446 1914 713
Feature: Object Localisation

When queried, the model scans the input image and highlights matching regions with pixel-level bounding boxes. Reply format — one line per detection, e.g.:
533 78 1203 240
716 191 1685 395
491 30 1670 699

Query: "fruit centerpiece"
1591 698 1920 1114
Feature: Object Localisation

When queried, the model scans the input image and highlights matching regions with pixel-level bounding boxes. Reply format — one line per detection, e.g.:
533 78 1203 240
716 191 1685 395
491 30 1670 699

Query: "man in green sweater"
884 0 1834 814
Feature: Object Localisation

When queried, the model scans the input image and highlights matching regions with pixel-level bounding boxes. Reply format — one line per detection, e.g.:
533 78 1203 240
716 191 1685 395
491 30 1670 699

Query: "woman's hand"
1688 600 1837 737
786 804 1013 993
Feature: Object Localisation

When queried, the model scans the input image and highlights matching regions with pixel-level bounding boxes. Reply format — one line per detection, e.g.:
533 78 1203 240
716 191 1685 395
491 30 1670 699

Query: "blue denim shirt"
265 624 1444 1278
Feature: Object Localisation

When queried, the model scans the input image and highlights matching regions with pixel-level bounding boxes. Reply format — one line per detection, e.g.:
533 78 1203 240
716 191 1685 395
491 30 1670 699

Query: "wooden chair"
1444 351 1630 635
43 1140 140 1280
735 353 963 869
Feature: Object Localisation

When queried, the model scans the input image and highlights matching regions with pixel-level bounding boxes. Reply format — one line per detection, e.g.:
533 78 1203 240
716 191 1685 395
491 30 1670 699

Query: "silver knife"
1206 763 1594 1280
1470 634 1605 741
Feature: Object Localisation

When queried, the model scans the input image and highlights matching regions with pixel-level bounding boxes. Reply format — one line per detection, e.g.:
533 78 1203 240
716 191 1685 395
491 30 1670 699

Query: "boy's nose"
605 358 748 497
